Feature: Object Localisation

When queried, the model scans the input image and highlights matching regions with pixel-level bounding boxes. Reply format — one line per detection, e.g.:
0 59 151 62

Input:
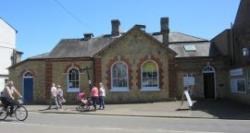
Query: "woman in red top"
91 86 99 110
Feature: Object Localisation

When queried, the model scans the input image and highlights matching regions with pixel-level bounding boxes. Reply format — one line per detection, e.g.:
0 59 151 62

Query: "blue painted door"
23 78 33 104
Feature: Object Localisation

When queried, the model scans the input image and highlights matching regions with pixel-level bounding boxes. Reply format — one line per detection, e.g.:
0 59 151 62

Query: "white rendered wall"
0 76 7 92
0 19 16 75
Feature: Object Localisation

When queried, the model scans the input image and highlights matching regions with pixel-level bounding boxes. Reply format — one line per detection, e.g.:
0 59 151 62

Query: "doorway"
23 72 33 104
203 65 216 99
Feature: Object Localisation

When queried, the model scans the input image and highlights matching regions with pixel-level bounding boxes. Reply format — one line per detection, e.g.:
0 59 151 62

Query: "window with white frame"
242 48 249 56
231 78 246 93
184 44 196 52
141 61 159 91
230 68 246 93
111 62 129 91
67 68 80 92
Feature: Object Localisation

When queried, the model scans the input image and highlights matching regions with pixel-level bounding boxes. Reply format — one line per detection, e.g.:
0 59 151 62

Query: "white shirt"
57 88 63 97
51 86 57 97
99 87 106 97
2 86 14 98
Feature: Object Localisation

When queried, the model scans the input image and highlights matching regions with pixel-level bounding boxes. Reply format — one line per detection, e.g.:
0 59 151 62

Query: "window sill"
231 91 247 95
67 88 80 93
141 88 160 92
111 88 129 92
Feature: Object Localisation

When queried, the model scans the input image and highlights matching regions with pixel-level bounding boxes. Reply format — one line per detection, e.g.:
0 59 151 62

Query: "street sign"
184 90 193 107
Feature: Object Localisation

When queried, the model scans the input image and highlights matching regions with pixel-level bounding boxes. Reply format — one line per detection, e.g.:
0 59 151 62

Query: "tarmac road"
0 112 249 133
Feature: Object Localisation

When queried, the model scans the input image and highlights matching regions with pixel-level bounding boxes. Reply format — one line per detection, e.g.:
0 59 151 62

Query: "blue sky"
0 0 240 59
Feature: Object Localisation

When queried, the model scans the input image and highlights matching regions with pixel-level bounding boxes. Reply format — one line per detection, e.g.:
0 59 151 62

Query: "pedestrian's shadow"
176 108 190 111
39 107 58 111
191 99 250 120
0 119 18 122
76 108 97 112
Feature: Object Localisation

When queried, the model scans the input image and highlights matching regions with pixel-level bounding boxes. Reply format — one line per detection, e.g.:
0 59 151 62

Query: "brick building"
212 0 250 104
9 17 228 104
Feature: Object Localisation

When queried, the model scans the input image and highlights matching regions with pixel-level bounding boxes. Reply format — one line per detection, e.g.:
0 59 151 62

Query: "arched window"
141 61 159 91
203 65 215 73
111 62 129 91
23 72 33 78
202 64 216 99
67 68 80 92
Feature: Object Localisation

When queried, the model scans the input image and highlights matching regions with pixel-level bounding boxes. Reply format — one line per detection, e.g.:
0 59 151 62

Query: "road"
0 112 249 133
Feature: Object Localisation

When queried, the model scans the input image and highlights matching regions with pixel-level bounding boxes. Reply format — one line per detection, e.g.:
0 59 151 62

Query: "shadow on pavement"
191 99 250 120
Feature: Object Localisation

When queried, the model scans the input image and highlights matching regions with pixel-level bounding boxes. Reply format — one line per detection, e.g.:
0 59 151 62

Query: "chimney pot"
111 19 120 36
83 33 94 40
160 17 170 46
134 24 146 31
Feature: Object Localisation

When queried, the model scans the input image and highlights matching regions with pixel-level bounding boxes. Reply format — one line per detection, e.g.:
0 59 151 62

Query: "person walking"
47 83 59 110
91 86 99 110
57 85 65 109
98 82 106 110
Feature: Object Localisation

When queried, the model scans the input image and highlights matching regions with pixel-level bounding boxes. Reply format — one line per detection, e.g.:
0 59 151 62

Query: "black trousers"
91 96 98 110
0 97 17 114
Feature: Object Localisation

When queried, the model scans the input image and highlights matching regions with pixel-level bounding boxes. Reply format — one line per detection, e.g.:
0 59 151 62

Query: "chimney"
160 17 170 46
111 19 120 36
134 24 146 31
83 33 94 41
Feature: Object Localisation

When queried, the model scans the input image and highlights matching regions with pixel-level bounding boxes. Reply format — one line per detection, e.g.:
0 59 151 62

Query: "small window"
23 72 33 78
242 48 249 56
231 78 246 93
184 45 196 52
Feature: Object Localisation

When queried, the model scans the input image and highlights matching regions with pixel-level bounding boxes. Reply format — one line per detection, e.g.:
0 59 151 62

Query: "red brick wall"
94 58 102 88
45 60 52 99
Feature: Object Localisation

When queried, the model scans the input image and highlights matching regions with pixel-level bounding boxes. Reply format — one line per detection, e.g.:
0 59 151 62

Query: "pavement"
26 99 250 120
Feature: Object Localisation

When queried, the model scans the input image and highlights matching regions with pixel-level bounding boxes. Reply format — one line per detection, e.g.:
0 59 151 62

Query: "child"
78 92 88 105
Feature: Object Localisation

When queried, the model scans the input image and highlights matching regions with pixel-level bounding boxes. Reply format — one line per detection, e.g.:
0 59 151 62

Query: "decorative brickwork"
64 63 81 73
20 69 36 77
45 60 52 99
94 58 102 87
136 55 164 89
168 58 177 98
106 56 132 90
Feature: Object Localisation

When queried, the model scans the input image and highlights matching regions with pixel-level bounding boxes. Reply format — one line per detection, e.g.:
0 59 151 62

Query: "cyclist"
0 80 22 116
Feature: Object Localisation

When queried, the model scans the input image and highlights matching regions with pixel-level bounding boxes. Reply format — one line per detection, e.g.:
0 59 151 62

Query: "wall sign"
230 68 243 76
183 76 195 87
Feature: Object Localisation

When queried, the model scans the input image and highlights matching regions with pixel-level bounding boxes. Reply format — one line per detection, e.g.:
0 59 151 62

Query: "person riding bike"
0 81 22 116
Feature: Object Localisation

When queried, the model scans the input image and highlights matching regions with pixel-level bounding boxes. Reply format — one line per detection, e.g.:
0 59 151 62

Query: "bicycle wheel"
14 105 28 121
0 106 8 120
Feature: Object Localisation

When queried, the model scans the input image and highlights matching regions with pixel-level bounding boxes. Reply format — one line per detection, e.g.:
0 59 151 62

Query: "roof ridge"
0 17 18 33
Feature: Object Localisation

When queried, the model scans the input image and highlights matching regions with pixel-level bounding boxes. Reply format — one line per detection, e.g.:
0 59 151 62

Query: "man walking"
47 83 59 110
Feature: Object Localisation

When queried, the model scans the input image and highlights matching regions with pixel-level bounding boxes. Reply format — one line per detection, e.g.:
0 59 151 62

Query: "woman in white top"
98 82 106 110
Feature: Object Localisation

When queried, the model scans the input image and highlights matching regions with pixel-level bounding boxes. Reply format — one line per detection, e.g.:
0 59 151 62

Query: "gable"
234 0 250 29
95 26 176 57
0 18 17 33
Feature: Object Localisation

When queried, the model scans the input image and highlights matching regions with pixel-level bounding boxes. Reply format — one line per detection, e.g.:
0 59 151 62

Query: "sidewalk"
26 100 250 120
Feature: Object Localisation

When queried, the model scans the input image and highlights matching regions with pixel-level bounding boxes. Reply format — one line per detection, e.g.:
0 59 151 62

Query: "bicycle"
0 98 28 121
